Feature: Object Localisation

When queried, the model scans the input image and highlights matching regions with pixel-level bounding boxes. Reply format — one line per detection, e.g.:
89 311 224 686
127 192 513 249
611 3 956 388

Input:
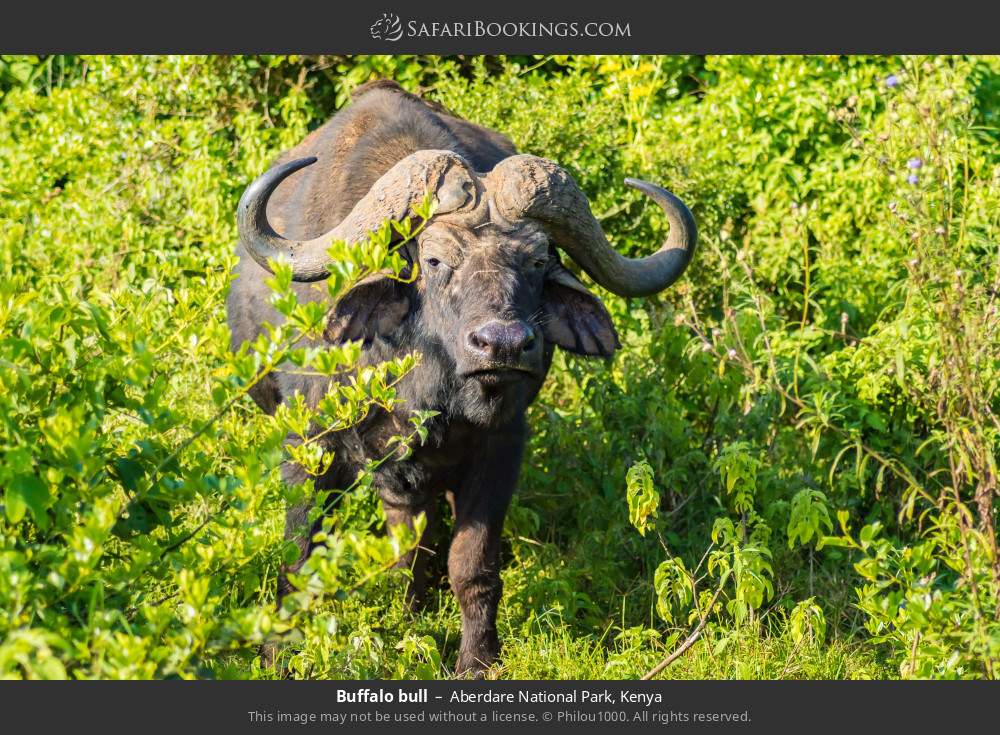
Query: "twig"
641 582 725 680
777 636 805 679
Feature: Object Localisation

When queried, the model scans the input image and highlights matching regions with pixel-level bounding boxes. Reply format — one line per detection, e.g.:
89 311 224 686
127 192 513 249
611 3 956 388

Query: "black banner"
2 0 999 53
1 680 995 732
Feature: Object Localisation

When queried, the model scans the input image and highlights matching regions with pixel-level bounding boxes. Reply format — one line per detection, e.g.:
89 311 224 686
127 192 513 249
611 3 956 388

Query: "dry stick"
687 545 719 669
777 636 806 679
641 581 726 680
905 631 921 678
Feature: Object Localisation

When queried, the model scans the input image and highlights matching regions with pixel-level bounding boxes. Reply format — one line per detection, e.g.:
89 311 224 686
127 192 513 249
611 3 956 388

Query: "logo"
370 13 403 41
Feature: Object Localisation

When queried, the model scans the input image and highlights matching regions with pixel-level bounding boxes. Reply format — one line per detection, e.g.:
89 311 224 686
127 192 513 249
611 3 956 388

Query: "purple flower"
907 173 919 185
907 157 923 169
885 74 900 88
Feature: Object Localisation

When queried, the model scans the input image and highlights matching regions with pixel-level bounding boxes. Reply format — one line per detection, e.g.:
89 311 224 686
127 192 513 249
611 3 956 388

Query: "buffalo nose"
467 320 537 361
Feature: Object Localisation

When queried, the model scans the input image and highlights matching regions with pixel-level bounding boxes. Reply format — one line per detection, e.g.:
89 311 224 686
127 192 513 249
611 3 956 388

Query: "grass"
496 629 890 680
211 547 891 680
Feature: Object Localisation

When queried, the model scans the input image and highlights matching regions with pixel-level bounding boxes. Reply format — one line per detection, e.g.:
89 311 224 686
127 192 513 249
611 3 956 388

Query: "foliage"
625 459 658 536
1 54 998 680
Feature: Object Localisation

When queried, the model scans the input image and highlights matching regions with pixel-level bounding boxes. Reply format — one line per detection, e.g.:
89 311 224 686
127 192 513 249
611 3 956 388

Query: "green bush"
0 54 997 680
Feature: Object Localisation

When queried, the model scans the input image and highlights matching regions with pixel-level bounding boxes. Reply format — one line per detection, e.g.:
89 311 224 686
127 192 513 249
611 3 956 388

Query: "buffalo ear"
541 268 619 357
324 275 410 344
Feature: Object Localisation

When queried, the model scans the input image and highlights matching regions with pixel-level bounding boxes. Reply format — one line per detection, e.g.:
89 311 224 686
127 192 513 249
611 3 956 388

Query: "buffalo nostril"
468 330 487 351
522 325 536 352
469 323 501 355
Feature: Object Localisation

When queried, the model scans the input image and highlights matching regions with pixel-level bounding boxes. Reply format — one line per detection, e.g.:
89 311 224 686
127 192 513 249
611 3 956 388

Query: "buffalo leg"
381 491 437 610
449 429 524 676
276 462 319 603
263 460 327 670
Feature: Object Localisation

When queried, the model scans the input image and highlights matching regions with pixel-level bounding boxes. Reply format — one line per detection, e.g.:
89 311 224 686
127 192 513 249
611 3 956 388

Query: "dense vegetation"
1 55 998 680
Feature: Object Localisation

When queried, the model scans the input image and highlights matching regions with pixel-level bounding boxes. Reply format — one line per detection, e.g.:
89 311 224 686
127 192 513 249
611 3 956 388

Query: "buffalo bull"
227 80 697 675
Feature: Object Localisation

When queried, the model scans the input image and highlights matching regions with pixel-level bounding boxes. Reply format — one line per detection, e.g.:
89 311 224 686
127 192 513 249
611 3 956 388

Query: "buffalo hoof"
258 642 294 679
454 640 500 678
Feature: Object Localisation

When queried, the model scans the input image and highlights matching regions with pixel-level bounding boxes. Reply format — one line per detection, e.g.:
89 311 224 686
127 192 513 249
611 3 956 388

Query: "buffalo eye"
532 259 546 270
425 257 441 268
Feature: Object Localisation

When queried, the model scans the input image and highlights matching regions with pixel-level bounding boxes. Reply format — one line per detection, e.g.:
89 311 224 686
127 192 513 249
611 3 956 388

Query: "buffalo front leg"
264 460 331 670
380 487 437 610
449 430 524 676
276 460 326 604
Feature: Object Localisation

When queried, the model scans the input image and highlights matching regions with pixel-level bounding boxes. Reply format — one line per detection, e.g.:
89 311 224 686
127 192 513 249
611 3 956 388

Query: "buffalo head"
236 150 696 426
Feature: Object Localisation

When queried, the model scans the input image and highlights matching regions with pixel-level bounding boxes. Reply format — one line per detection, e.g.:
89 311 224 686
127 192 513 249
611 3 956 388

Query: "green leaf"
6 473 50 525
625 460 658 536
112 457 145 493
